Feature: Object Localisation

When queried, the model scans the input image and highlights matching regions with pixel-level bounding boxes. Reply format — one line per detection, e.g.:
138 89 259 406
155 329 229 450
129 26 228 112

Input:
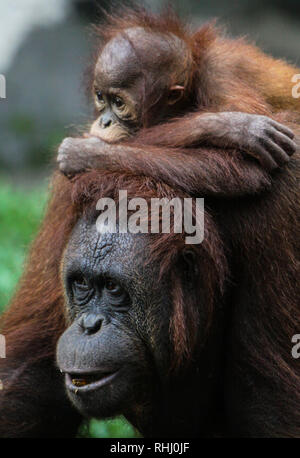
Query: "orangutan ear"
167 85 185 105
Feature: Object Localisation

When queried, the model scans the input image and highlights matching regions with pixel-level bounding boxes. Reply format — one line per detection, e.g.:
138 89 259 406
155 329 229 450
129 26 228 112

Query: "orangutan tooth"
72 378 87 387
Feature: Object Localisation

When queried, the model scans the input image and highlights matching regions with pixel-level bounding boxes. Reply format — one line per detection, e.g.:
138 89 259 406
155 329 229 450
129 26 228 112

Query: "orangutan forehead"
121 27 188 56
63 216 152 282
95 31 142 88
95 27 191 88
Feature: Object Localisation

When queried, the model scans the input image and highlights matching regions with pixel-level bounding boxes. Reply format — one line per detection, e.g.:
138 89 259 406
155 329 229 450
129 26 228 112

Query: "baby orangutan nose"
100 113 113 129
80 313 103 335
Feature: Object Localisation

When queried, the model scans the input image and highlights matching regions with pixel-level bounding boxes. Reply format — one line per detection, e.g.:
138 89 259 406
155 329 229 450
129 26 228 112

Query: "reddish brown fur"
63 8 300 206
88 7 300 117
1 144 299 436
0 7 299 438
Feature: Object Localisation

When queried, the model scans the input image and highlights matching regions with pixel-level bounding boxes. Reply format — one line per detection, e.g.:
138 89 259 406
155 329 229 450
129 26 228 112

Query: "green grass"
0 183 47 311
0 181 139 438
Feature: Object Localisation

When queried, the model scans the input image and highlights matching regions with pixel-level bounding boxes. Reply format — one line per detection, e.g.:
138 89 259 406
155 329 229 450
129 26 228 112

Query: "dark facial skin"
56 216 224 436
56 217 173 430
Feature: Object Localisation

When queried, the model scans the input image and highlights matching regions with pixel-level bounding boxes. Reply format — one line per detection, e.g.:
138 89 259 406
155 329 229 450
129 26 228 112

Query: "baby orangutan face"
90 28 189 143
90 83 141 143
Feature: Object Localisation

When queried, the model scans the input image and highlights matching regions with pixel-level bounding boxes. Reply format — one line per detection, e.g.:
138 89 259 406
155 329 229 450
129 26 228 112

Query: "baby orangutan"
58 11 298 197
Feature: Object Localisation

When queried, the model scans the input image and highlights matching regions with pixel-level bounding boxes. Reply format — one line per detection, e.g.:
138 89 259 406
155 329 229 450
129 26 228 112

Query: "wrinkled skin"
56 217 223 436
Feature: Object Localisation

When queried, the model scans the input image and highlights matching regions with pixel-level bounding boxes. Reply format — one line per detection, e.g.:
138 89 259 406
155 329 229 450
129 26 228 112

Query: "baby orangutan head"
90 26 192 143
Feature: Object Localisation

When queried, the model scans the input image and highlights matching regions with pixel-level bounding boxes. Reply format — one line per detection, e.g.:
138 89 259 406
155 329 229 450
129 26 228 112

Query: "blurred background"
0 0 299 438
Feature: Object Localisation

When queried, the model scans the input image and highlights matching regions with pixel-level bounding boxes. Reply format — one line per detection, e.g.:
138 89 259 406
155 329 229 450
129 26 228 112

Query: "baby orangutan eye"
112 96 124 108
96 91 104 102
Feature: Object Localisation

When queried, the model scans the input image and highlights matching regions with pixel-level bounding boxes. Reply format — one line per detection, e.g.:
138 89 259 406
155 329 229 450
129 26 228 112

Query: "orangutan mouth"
65 369 119 392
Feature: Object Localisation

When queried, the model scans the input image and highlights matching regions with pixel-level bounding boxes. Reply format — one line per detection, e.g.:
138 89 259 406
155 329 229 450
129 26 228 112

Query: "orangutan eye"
105 278 122 294
104 278 130 309
74 277 88 289
96 91 104 102
71 276 93 304
112 96 124 108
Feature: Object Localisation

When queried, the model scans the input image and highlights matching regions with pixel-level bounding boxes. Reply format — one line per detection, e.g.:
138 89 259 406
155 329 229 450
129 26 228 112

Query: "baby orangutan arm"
57 111 296 197
134 112 296 171
58 135 274 198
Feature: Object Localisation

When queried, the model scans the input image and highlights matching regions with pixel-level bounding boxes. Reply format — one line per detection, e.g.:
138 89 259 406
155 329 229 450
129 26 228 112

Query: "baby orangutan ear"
167 85 185 105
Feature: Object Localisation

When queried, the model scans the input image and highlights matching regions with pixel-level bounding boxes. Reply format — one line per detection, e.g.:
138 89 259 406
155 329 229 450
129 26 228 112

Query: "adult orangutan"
0 149 299 437
0 8 299 438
